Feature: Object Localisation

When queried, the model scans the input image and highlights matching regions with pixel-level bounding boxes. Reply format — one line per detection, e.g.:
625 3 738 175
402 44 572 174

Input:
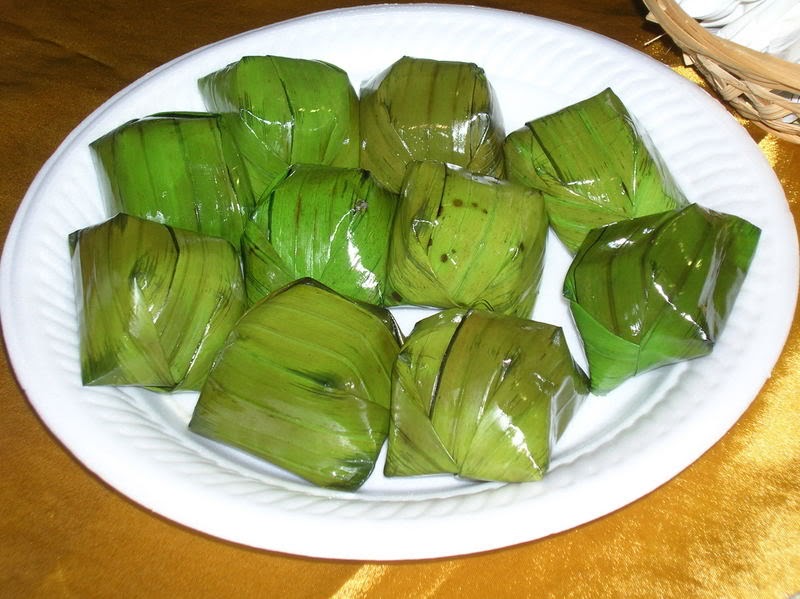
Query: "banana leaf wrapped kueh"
189 279 403 491
70 213 246 391
91 112 255 247
360 56 505 193
504 88 687 253
563 203 761 394
387 161 548 317
385 309 588 482
241 164 397 307
199 55 360 200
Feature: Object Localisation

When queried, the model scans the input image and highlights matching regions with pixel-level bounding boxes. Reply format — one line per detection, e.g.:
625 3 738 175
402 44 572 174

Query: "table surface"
2 1 799 597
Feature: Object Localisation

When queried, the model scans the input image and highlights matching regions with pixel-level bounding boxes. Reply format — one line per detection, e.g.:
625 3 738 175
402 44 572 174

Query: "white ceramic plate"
2 4 797 561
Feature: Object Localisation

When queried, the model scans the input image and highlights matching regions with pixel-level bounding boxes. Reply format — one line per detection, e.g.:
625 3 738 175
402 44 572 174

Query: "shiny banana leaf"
189 279 403 491
70 213 246 390
387 161 548 317
90 112 254 247
384 310 463 477
563 203 761 394
199 55 360 200
241 164 397 306
360 56 505 193
385 309 588 482
504 88 687 253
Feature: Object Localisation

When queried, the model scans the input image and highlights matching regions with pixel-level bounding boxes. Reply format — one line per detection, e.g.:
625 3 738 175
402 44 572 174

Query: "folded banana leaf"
387 161 548 317
91 112 254 247
189 278 403 491
360 56 505 193
70 213 246 390
504 88 687 253
199 55 360 200
385 309 588 482
241 164 397 306
563 203 761 394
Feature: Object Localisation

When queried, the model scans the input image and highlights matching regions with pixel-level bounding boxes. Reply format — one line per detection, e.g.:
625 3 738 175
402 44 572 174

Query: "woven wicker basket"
643 0 800 143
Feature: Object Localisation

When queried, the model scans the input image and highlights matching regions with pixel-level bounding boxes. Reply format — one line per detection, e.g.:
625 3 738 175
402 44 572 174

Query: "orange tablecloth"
2 1 799 597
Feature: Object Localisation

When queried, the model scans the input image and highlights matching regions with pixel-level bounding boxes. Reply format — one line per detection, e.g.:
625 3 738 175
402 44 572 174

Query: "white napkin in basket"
677 0 800 63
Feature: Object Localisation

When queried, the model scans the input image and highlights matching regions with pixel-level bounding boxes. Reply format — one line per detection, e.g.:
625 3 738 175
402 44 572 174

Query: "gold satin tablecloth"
1 1 798 597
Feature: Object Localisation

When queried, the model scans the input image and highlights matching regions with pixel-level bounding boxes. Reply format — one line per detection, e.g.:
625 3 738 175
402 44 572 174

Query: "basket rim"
643 0 800 94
